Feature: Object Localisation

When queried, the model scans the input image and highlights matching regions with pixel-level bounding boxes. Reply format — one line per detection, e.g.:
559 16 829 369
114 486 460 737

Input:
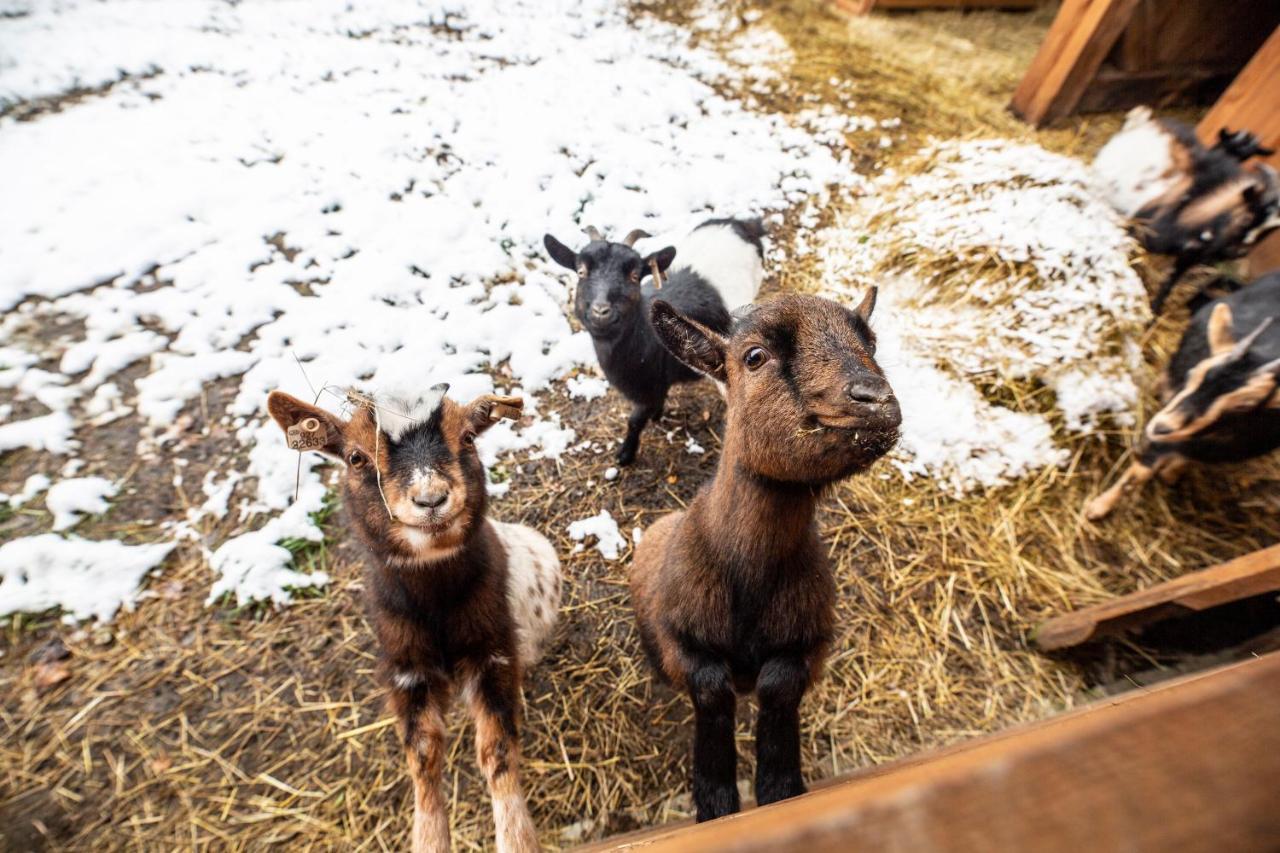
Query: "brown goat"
630 292 901 821
266 387 560 853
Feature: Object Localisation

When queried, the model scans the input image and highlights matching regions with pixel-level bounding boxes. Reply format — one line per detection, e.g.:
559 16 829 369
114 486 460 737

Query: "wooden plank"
1074 63 1238 113
1033 544 1280 651
579 654 1280 852
1009 0 1139 127
841 0 1039 11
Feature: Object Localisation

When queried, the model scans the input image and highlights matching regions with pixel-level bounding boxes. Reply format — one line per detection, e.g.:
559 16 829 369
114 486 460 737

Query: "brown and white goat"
266 386 560 853
630 292 901 822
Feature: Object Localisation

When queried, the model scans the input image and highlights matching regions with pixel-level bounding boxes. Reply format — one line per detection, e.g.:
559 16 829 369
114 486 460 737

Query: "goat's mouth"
394 507 463 533
812 406 902 433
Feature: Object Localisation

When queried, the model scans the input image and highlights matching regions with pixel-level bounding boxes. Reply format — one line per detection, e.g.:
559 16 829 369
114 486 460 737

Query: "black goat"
543 219 763 465
1093 107 1280 314
1086 271 1280 520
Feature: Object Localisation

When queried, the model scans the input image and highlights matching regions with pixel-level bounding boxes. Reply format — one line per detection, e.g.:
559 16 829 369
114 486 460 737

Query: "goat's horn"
622 229 650 247
1232 318 1274 360
583 225 603 242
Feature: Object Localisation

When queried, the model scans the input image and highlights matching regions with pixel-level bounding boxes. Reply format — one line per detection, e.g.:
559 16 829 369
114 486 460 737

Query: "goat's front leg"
1151 254 1196 316
390 682 451 853
754 655 811 807
687 657 739 822
617 392 666 466
1085 453 1184 521
468 661 540 853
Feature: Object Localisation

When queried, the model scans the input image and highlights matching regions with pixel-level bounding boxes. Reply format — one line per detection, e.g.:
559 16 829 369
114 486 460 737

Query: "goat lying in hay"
630 291 901 821
1086 272 1280 521
266 386 561 853
543 217 764 465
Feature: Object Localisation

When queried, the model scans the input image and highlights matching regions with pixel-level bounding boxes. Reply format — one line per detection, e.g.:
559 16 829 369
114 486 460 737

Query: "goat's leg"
391 684 451 853
468 662 540 853
687 658 740 822
617 392 666 466
754 655 811 807
1151 255 1196 316
1085 453 1184 521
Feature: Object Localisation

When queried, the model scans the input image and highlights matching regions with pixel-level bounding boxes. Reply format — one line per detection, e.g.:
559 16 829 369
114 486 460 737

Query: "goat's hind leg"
391 682 452 853
468 661 540 853
686 656 740 822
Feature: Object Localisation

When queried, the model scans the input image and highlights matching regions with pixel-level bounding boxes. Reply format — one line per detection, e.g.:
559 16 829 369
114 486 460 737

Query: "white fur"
393 525 463 564
371 383 449 442
676 223 764 311
1091 106 1182 218
490 520 561 666
394 670 424 690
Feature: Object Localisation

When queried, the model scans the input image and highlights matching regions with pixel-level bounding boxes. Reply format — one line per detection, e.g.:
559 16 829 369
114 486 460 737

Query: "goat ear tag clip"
287 417 326 450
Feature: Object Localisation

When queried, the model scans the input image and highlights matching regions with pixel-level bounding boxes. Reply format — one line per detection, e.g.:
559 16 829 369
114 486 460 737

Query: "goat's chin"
390 518 468 564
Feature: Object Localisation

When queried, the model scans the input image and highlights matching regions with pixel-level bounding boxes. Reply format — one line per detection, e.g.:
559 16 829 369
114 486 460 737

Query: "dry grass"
4 2 1280 851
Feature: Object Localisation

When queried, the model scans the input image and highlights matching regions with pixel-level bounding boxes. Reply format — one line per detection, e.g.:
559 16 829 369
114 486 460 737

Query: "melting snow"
45 476 118 530
568 510 628 561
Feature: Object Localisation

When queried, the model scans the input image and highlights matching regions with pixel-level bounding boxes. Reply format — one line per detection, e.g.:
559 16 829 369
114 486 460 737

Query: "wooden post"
1009 0 1139 126
579 654 1280 852
834 0 1038 12
1033 543 1280 651
1196 25 1280 276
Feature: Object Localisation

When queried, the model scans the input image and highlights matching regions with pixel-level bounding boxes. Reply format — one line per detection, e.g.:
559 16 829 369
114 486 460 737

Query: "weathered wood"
1195 25 1280 276
1009 0 1139 127
579 653 1280 852
1033 543 1280 651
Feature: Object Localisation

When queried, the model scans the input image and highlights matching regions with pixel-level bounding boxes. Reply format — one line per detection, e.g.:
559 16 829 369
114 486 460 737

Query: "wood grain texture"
579 654 1280 852
1034 544 1280 651
1009 0 1139 126
834 0 1038 12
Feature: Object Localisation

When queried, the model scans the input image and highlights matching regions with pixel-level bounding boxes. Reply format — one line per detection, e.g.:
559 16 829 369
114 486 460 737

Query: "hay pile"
4 2 1280 851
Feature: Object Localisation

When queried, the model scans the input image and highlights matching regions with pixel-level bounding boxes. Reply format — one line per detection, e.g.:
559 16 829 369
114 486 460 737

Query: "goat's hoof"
1083 497 1112 522
615 447 637 467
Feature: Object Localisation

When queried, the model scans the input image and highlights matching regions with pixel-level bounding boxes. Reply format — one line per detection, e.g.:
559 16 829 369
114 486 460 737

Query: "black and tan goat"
1086 272 1280 520
630 292 901 821
1093 107 1280 314
266 386 560 853
543 218 765 465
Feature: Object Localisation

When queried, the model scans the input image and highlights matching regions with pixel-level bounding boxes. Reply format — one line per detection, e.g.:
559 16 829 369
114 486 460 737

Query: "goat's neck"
700 460 821 564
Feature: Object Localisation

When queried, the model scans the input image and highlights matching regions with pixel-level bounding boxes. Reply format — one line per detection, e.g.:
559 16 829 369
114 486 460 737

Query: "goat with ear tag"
265 387 560 853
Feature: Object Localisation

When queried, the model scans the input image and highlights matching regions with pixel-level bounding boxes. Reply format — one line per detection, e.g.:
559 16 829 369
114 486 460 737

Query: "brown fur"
265 390 542 853
632 292 901 821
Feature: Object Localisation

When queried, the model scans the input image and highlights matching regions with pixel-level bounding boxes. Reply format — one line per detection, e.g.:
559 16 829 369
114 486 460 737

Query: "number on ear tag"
287 417 326 450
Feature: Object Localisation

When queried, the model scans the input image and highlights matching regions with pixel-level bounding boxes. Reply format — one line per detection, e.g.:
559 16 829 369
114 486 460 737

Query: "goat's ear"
650 300 728 382
641 246 677 278
1207 303 1235 356
544 234 578 270
266 391 347 458
463 394 524 438
853 286 878 322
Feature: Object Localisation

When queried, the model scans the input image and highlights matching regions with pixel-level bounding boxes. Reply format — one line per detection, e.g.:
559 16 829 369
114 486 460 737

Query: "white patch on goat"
1091 107 1181 218
676 223 764 311
394 670 424 690
370 383 449 442
490 519 561 667
393 524 464 564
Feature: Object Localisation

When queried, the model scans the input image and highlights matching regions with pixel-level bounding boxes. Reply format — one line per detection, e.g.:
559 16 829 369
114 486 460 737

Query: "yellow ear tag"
650 257 664 289
286 417 326 450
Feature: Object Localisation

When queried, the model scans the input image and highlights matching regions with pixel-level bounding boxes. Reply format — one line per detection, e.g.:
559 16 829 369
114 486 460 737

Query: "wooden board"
1009 0 1139 127
1195 25 1280 277
1033 544 1280 652
834 0 1038 14
579 653 1280 852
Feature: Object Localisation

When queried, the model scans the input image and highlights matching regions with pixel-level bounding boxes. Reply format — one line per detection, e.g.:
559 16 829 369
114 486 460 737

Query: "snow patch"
568 509 627 560
46 476 118 530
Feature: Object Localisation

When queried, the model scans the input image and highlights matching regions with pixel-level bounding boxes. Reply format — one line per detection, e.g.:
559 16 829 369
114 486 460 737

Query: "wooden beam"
1195 25 1280 276
579 654 1280 852
1009 0 1139 127
834 0 1038 12
1033 544 1280 652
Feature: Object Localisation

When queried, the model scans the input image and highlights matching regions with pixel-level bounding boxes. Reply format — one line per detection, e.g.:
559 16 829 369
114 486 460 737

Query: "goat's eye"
347 450 366 468
743 347 769 370
577 264 588 278
462 432 476 447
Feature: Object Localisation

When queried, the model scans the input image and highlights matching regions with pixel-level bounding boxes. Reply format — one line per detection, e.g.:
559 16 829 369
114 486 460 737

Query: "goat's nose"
845 377 892 405
590 304 614 320
413 488 449 509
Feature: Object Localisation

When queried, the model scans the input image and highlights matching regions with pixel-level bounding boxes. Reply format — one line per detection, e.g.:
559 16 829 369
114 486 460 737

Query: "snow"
45 476 118 530
0 534 174 623
0 0 862 605
4 473 51 507
566 375 610 401
568 510 628 561
820 140 1149 493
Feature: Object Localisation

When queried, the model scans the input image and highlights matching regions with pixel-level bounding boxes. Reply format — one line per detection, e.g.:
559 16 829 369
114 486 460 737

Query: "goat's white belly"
1091 108 1182 218
490 520 562 667
678 223 765 311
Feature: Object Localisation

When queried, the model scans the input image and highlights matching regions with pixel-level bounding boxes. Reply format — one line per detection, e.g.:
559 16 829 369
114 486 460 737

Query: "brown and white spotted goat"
266 386 561 853
631 292 901 822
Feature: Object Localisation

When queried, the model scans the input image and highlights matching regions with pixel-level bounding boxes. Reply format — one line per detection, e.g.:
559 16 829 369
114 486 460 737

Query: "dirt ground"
4 2 1279 851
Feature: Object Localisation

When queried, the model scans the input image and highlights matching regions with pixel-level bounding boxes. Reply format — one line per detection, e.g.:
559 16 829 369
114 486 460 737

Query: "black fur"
544 230 732 465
